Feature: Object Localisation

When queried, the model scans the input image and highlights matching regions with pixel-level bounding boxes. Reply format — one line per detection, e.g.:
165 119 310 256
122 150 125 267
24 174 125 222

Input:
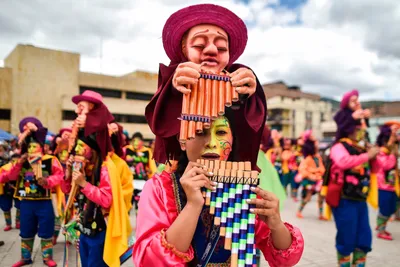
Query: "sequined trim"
160 228 193 262
266 223 301 258
171 173 183 213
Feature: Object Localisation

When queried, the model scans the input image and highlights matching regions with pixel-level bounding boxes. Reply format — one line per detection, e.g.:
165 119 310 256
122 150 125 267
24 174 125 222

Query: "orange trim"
160 229 193 262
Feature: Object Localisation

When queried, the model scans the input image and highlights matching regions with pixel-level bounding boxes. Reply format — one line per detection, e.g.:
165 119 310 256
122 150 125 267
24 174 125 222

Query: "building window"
126 92 154 101
62 110 76 120
79 86 122 98
321 112 325 122
112 113 148 124
0 109 11 120
62 110 148 124
305 111 312 130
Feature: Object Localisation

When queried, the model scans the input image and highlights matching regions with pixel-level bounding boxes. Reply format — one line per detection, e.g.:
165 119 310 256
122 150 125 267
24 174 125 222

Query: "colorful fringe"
41 238 54 262
16 209 20 224
337 252 351 267
54 216 61 239
4 211 11 226
377 213 389 232
21 238 34 260
352 249 366 267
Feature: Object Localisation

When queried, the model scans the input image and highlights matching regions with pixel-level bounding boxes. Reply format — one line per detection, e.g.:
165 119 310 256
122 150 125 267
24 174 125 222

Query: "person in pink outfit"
325 90 379 267
133 4 304 266
372 123 399 240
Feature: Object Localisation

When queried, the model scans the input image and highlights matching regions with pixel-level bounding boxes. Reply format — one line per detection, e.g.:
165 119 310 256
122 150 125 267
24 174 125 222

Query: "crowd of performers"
1 3 400 267
261 87 400 266
0 90 158 267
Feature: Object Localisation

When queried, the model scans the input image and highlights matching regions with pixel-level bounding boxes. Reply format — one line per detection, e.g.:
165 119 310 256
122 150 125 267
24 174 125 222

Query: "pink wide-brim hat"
162 4 248 65
340 89 359 109
72 90 103 105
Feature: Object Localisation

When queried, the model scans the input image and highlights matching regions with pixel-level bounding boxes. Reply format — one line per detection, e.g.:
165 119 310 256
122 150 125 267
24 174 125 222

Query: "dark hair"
132 132 143 140
302 139 316 157
376 125 391 147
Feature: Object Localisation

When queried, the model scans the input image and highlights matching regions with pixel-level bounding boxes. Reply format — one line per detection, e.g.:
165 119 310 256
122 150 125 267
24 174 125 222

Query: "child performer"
0 151 21 231
265 130 284 181
281 138 293 194
134 4 304 266
296 131 326 219
1 117 64 267
325 90 379 267
62 90 130 267
373 122 400 240
288 137 304 202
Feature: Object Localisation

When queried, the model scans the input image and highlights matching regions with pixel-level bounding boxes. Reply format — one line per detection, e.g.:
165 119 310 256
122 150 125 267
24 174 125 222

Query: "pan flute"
198 159 259 267
179 73 238 143
65 155 86 212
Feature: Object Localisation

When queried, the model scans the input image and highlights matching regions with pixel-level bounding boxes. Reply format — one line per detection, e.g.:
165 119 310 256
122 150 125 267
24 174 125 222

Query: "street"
1 197 399 266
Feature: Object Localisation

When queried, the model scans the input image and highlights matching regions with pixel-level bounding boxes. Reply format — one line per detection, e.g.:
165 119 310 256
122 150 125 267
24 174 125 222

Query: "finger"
234 86 253 95
178 62 202 72
246 198 273 208
176 66 201 79
251 187 275 201
228 67 247 78
192 180 215 191
231 69 254 83
231 77 255 87
174 85 191 94
175 76 199 86
250 208 275 217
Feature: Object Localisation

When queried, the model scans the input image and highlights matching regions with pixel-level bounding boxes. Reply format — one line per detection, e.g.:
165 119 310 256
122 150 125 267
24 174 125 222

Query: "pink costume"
133 171 304 267
61 165 112 209
330 143 369 184
371 151 397 192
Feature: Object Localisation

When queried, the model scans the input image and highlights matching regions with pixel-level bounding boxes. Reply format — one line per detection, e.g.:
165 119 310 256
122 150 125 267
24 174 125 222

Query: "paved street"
1 197 400 266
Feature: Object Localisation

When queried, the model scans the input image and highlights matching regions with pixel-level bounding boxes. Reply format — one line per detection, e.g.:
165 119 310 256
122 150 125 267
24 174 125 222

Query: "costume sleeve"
0 163 15 183
330 143 369 170
377 153 396 171
255 218 304 267
42 157 64 189
0 162 22 182
132 176 194 267
80 165 112 209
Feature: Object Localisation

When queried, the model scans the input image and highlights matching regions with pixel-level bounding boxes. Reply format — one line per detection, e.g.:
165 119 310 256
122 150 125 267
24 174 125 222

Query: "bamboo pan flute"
179 73 239 143
198 159 259 267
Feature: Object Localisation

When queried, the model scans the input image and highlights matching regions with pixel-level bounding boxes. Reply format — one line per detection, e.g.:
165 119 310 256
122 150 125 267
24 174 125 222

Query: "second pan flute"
179 73 238 143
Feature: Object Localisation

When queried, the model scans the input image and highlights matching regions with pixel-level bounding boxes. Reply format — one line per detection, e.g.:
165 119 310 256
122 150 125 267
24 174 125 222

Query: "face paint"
133 138 143 150
58 150 69 163
355 128 366 142
28 142 42 155
74 140 92 159
75 101 93 115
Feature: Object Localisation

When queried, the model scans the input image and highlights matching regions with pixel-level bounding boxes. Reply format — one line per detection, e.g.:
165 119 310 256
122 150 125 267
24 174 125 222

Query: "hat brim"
162 4 248 65
384 121 400 128
72 95 102 105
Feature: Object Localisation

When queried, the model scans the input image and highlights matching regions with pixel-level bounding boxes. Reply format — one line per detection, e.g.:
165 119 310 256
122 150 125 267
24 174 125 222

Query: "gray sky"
0 0 399 101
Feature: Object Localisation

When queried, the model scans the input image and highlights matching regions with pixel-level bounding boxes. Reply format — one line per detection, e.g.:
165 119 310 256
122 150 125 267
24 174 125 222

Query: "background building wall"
0 67 12 131
4 45 80 134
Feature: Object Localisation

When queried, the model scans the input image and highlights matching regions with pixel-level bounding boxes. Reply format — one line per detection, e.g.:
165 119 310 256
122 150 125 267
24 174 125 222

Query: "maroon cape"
145 63 267 170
